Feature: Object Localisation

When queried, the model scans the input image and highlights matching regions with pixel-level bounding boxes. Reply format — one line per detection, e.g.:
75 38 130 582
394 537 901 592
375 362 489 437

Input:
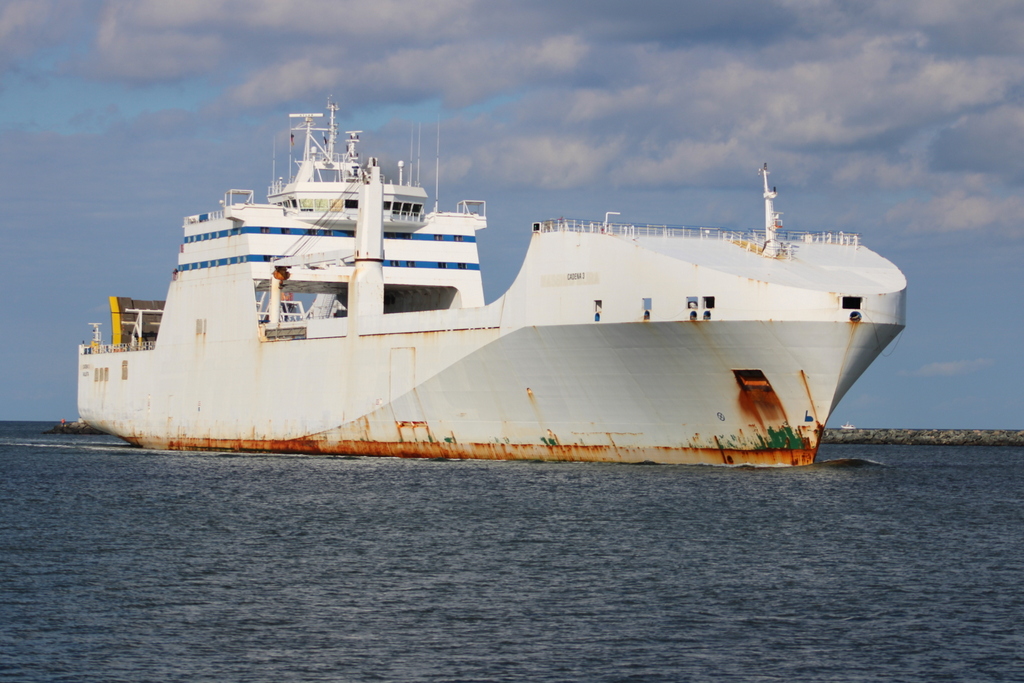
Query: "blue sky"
1 0 1021 427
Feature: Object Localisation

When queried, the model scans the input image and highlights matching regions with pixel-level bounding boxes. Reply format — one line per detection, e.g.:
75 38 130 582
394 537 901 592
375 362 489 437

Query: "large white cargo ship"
78 104 906 466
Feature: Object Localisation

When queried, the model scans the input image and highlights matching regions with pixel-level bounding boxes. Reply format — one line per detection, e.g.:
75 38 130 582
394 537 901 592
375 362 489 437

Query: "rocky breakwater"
823 428 1024 446
43 420 107 435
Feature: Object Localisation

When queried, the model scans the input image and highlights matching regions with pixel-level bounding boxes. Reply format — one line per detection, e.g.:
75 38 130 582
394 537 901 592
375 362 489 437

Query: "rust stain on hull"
728 369 812 452
734 369 787 426
128 435 818 467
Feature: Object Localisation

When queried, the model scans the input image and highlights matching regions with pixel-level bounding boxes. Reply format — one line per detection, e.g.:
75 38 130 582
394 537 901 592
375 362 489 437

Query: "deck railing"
184 211 224 225
534 219 860 247
79 342 156 355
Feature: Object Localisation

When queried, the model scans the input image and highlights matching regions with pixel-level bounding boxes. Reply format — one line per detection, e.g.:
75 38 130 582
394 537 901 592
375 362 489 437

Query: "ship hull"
78 163 906 467
81 318 902 466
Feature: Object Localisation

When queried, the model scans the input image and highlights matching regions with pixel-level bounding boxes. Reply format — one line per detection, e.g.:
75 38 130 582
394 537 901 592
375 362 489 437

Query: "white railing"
79 342 156 355
457 200 486 217
534 219 860 247
225 189 254 206
184 210 224 225
796 231 860 246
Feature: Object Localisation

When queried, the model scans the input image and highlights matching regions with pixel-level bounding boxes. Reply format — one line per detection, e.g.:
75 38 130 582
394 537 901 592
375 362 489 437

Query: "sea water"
1 421 1021 682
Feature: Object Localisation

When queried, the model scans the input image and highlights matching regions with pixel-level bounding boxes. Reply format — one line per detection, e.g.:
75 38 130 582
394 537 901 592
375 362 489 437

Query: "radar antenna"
88 322 103 347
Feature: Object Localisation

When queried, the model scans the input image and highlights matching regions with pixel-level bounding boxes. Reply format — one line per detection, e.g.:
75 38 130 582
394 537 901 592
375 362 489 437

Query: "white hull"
78 112 906 466
80 230 904 466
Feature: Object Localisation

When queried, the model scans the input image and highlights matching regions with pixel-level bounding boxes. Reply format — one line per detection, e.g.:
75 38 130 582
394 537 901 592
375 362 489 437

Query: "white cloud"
691 35 1020 149
886 189 1024 236
467 133 625 189
221 33 588 112
901 358 995 377
91 7 225 81
0 0 84 73
426 29 1024 195
10 0 1024 241
863 0 1024 55
220 57 346 109
930 104 1024 182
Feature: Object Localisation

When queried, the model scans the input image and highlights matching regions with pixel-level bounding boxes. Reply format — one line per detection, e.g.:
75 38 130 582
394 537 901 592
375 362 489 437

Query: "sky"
1 0 1021 428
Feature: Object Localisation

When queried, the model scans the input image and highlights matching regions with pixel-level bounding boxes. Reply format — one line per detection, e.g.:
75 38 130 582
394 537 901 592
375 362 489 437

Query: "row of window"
385 232 467 241
186 226 353 242
687 296 716 309
594 297 719 322
184 226 475 244
387 260 470 269
178 255 481 272
274 198 425 215
592 294 862 322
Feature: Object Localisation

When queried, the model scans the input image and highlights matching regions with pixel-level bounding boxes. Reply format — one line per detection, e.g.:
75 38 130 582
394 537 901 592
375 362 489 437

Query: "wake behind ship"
78 104 906 466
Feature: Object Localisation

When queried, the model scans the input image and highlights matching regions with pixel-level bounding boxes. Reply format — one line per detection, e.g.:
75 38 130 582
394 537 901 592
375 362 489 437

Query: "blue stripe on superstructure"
384 261 480 270
184 227 356 243
183 226 476 244
178 254 275 271
178 255 480 272
384 232 476 243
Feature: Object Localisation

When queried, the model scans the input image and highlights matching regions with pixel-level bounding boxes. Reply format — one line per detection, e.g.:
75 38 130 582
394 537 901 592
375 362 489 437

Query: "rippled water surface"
1 421 1022 682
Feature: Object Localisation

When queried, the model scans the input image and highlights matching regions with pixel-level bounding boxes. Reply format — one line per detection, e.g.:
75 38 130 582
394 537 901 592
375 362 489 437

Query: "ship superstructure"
78 104 906 466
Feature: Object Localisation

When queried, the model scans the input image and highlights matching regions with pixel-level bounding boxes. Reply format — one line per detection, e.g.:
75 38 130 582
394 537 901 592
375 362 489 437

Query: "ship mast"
325 100 338 161
759 163 782 258
286 101 349 183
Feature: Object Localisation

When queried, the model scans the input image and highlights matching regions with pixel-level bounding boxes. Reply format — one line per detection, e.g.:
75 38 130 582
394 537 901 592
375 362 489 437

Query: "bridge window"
842 296 862 309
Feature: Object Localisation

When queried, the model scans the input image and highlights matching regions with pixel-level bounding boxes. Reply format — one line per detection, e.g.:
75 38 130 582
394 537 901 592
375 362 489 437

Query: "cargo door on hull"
733 369 803 449
734 369 788 422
